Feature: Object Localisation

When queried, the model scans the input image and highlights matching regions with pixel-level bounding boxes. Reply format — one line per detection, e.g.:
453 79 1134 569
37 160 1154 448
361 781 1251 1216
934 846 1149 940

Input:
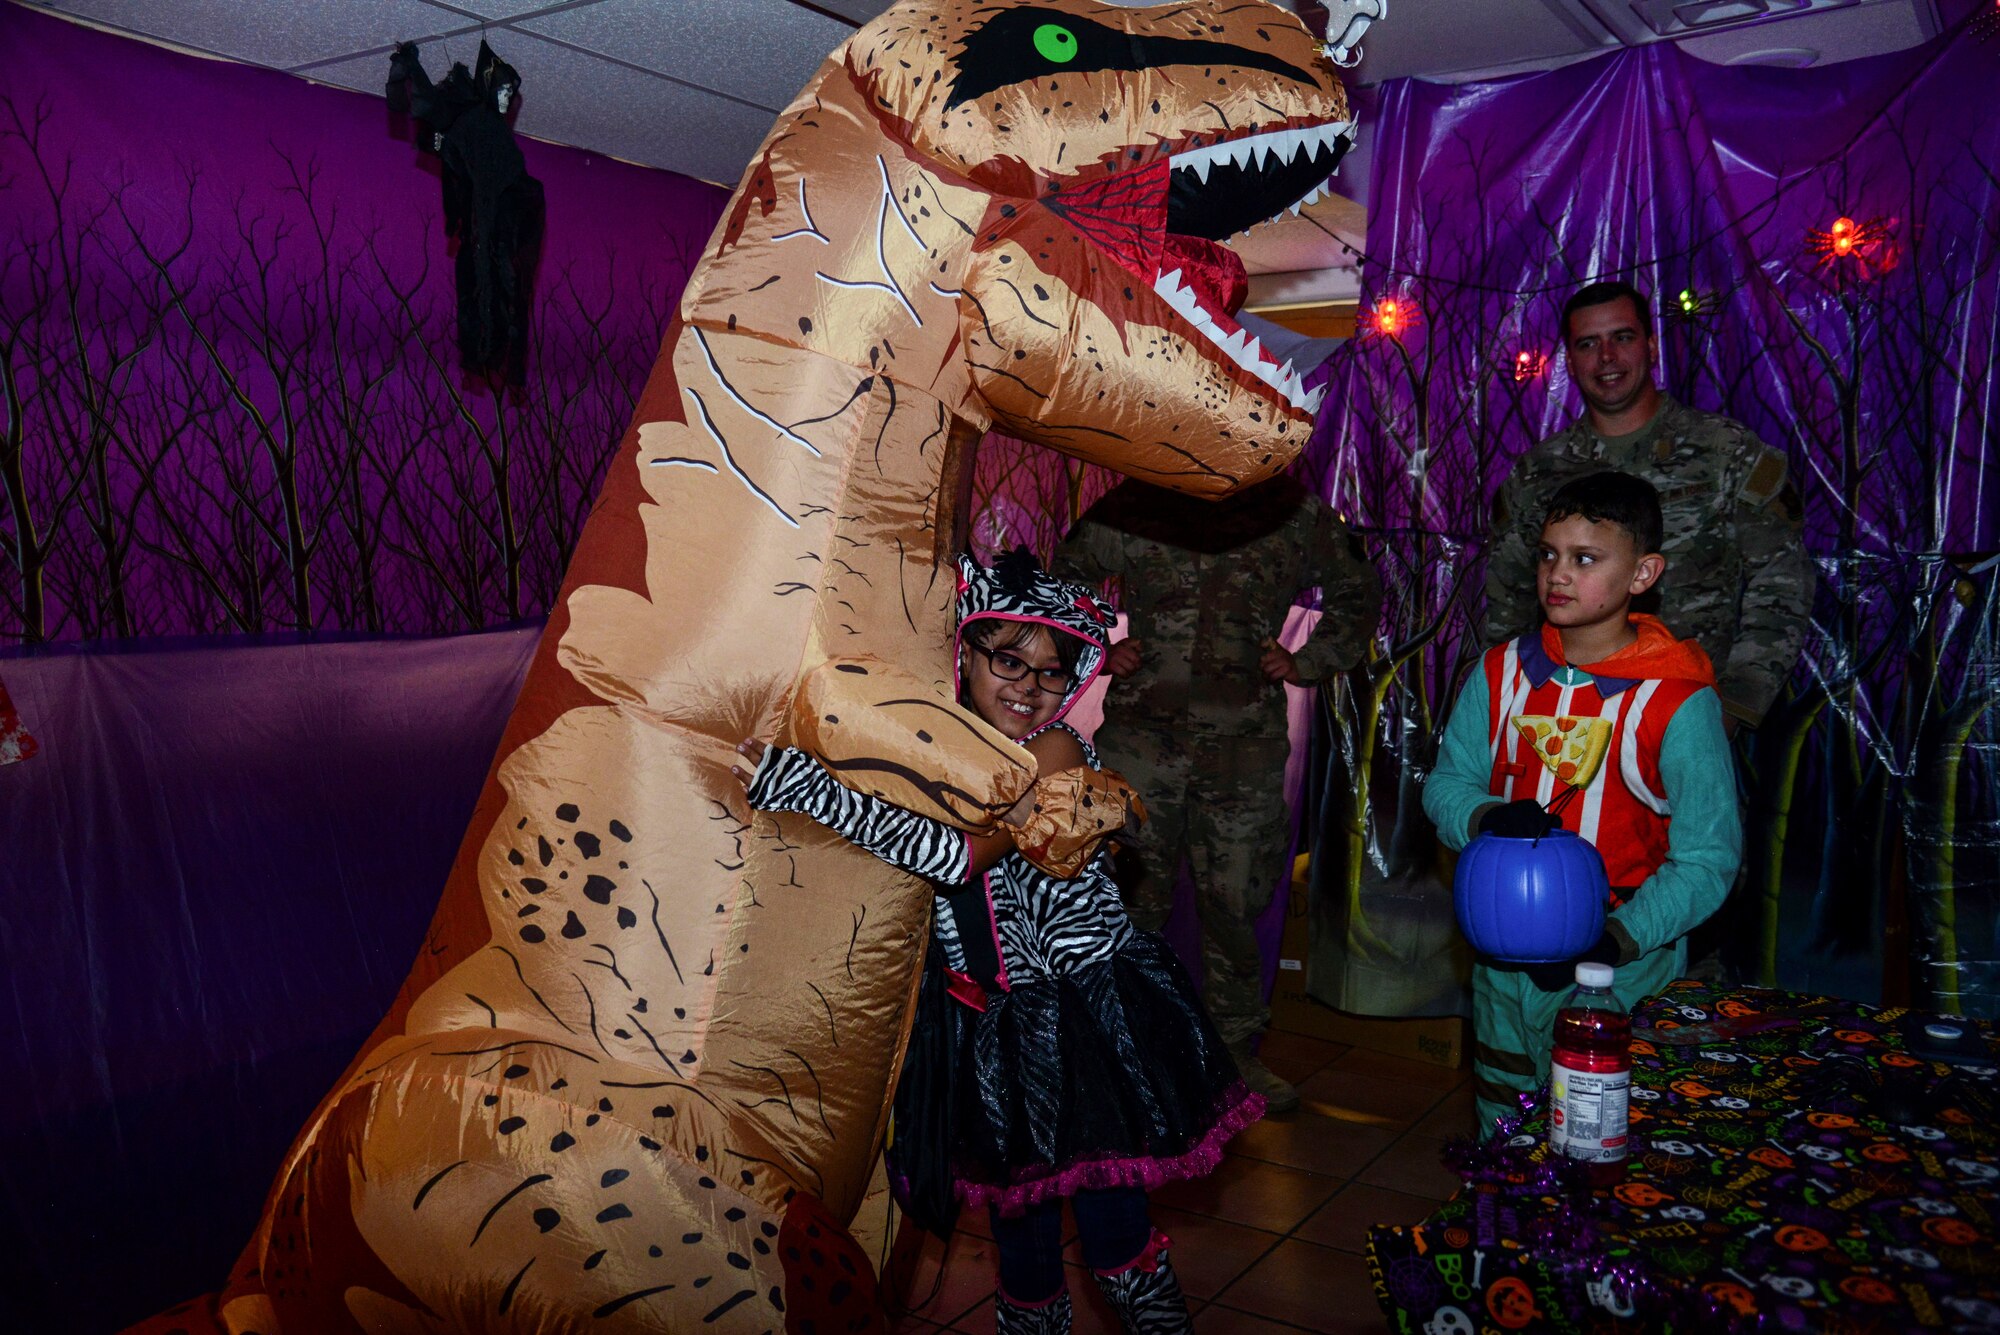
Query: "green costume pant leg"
1473 942 1686 1138
1186 736 1294 1048
1097 726 1192 934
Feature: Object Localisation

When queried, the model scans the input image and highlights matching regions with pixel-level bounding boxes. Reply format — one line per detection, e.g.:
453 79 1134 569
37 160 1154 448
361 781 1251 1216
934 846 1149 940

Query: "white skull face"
1909 1197 1958 1216
1699 1049 1741 1063
1765 1275 1816 1299
1901 1124 1945 1141
1943 1296 2000 1323
1886 1246 1939 1269
1653 1140 1696 1156
495 85 513 114
1661 1205 1707 1221
1800 1144 1844 1162
1506 1134 1537 1148
1631 1087 1661 1101
1677 1006 1709 1021
1585 1277 1637 1318
1424 1305 1475 1335
1949 1158 1998 1181
1714 1097 1750 1110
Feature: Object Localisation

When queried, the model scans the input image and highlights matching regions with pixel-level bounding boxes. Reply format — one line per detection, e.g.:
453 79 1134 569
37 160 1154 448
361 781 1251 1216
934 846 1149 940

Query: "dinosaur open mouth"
1155 121 1353 414
1167 123 1353 240
1039 120 1353 414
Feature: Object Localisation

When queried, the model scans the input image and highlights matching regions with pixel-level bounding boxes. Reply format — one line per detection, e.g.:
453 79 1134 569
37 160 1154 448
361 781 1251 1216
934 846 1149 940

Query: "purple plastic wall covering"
0 3 728 643
1299 22 1999 1020
0 627 538 1330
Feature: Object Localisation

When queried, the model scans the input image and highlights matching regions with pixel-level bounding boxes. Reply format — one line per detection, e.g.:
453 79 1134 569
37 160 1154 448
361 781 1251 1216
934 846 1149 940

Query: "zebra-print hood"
955 548 1117 737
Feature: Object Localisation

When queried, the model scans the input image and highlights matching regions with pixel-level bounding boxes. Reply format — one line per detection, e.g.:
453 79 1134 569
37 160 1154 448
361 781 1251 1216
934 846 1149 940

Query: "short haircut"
1542 471 1663 556
1562 280 1651 343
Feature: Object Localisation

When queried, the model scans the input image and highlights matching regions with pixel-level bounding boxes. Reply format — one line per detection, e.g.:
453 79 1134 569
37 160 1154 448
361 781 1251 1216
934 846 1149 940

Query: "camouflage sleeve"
1482 453 1544 647
1290 498 1382 681
1720 441 1813 726
1049 514 1126 593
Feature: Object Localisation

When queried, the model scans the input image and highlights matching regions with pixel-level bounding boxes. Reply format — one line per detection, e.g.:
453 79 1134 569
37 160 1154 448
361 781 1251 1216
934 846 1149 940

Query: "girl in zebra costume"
734 548 1261 1335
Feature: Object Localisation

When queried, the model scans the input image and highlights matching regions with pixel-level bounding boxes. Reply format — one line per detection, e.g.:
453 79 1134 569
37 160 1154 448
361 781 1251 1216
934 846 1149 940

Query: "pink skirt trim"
958 1083 1266 1218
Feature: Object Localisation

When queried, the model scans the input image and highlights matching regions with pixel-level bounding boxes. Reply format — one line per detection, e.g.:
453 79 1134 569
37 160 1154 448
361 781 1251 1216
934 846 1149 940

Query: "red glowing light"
1365 294 1422 340
1514 350 1547 382
1806 215 1894 272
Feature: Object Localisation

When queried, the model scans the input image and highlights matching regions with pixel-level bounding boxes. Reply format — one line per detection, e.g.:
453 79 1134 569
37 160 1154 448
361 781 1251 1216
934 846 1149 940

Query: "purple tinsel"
1432 1086 1759 1334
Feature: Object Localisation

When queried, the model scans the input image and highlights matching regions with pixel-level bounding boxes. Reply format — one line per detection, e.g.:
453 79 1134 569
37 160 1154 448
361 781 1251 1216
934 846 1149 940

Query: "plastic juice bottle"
1548 961 1631 1185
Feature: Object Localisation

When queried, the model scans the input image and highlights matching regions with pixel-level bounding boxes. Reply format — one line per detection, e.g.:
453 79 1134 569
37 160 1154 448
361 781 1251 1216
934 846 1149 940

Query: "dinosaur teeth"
1152 266 1326 417
1167 120 1354 181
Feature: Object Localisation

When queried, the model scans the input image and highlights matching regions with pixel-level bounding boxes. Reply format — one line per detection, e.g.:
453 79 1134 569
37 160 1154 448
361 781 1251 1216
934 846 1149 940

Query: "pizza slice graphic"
1514 713 1612 789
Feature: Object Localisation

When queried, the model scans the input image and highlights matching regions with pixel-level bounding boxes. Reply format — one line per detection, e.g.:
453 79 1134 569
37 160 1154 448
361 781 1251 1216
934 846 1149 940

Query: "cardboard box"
1270 856 1467 1069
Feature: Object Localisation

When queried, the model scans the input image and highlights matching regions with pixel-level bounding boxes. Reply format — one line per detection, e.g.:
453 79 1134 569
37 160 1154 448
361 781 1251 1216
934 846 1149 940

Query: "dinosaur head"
853 0 1356 495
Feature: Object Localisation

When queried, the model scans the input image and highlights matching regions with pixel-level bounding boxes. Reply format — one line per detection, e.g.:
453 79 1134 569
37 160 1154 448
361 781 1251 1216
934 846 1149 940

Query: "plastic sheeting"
0 4 724 643
1302 24 1999 1018
0 628 536 1330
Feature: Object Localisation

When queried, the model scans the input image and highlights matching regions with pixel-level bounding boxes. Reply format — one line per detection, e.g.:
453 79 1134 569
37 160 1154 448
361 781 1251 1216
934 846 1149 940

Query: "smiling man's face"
1564 294 1658 425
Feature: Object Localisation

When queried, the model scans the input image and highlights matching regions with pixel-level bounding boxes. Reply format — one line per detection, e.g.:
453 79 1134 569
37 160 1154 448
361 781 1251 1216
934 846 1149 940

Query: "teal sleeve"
1423 670 1496 851
1606 688 1743 961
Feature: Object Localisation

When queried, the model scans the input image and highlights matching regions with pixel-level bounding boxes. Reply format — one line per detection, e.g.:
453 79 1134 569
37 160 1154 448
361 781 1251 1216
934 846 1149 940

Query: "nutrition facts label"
1550 1062 1629 1159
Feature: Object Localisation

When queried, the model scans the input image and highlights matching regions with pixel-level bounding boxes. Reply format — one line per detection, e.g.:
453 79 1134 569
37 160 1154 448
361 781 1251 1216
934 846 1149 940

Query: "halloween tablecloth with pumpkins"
1367 981 2000 1333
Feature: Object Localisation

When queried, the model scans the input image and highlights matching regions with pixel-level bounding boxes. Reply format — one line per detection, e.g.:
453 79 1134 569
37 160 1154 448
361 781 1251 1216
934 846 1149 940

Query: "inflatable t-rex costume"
198 3 1356 1331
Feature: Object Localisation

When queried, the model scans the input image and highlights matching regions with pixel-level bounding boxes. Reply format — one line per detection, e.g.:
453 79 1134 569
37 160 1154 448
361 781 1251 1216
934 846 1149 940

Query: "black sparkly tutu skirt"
887 930 1261 1235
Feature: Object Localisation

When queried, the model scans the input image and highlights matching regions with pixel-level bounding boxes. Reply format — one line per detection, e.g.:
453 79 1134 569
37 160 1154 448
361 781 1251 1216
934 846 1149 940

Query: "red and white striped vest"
1481 634 1705 898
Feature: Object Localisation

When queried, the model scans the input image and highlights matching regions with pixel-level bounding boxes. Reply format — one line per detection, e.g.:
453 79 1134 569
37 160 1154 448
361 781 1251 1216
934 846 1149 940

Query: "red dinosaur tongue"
1041 161 1246 322
1162 234 1248 320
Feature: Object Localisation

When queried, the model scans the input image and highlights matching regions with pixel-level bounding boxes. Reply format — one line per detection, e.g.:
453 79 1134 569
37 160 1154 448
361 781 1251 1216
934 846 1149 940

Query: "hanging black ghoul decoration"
386 40 544 383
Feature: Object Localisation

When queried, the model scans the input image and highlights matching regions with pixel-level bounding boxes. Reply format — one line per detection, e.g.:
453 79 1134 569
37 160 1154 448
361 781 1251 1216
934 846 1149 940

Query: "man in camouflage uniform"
1485 280 1813 732
1054 474 1381 1112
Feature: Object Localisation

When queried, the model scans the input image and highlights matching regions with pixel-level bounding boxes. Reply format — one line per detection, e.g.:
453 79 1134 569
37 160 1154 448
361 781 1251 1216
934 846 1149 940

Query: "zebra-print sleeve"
746 746 972 884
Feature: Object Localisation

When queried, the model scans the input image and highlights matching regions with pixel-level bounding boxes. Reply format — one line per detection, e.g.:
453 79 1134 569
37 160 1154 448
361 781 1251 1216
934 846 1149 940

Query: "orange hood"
1541 614 1715 686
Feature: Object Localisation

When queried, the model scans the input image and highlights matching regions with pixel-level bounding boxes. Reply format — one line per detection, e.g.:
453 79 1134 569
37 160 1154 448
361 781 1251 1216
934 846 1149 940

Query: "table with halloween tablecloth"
1367 981 2000 1333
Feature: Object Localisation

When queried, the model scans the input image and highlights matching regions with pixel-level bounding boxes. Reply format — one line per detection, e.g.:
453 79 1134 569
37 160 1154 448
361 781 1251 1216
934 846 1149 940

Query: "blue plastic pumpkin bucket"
1453 828 1608 963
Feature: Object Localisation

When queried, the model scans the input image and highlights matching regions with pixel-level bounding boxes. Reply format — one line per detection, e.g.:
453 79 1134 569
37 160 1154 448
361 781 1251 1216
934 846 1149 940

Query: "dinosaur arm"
791 656 1038 831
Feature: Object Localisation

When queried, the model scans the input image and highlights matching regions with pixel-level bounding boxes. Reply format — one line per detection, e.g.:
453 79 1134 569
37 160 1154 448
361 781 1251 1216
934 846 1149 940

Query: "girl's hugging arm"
737 728 1135 882
741 742 977 883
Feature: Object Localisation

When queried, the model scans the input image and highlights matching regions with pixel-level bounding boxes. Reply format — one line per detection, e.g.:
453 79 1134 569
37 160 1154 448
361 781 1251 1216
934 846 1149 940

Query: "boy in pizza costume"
1426 471 1742 1135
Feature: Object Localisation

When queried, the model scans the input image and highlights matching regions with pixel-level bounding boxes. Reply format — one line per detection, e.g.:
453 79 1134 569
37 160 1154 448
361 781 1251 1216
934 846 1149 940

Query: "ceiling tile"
37 0 460 68
418 0 589 17
1353 0 1608 82
803 0 892 22
307 28 771 184
517 0 856 112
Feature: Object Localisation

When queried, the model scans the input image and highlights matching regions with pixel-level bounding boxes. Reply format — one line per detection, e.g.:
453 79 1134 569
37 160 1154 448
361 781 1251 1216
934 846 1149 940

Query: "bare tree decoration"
0 94 704 642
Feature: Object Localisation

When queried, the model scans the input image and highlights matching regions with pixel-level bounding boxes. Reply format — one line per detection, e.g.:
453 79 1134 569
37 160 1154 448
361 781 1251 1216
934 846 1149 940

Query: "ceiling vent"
1627 0 1849 37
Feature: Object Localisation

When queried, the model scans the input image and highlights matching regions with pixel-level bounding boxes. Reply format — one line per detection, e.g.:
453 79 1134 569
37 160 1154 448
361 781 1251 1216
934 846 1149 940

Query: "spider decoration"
1791 1051 1999 1128
1805 215 1895 276
1366 293 1421 339
1669 287 1714 322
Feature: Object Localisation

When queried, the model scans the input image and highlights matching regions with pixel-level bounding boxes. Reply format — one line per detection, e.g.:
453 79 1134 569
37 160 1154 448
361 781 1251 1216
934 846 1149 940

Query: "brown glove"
1003 765 1147 878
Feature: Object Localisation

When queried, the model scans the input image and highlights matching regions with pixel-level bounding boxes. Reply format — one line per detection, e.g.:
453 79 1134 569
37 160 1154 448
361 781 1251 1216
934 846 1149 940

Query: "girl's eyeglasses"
970 643 1073 693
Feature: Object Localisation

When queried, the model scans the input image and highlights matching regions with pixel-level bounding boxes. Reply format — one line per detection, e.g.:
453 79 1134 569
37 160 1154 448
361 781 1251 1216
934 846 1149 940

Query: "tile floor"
884 1030 1476 1333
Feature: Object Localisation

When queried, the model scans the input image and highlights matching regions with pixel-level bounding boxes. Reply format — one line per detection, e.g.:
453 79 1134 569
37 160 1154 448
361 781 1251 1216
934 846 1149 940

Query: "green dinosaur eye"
1033 23 1078 64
